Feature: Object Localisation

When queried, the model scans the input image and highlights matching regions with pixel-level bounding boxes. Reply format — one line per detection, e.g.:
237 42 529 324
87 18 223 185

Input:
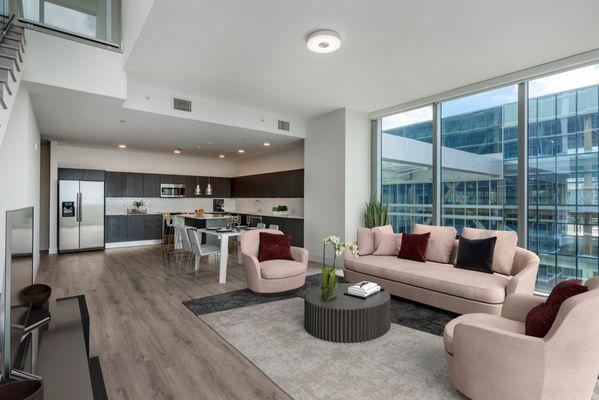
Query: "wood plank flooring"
36 245 316 400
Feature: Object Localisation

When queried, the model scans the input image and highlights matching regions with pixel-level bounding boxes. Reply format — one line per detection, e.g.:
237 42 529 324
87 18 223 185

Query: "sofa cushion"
444 313 525 355
525 280 588 338
260 259 306 279
398 232 430 262
455 236 497 274
373 232 402 256
461 227 517 275
346 255 511 304
357 225 393 255
413 224 457 264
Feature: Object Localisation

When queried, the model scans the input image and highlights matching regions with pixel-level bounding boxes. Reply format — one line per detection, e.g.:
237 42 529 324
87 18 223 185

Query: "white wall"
305 109 346 264
0 89 41 287
122 0 156 62
24 30 126 99
54 143 237 176
344 109 371 242
304 108 370 263
235 142 304 176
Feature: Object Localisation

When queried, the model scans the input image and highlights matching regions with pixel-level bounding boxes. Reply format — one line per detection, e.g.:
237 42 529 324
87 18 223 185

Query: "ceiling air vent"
173 97 192 112
278 120 290 131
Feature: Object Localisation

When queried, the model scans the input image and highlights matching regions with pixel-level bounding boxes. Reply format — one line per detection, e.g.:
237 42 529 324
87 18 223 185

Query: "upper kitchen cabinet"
185 176 197 197
126 173 144 198
105 171 127 197
173 175 186 185
213 177 232 198
58 168 83 181
143 174 161 197
232 169 303 198
160 175 173 184
82 169 105 181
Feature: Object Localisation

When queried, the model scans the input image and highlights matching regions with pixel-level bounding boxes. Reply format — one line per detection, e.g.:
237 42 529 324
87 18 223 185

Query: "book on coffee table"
345 281 381 298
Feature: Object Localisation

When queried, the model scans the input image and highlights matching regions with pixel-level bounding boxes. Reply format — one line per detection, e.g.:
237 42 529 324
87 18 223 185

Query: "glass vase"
320 266 337 301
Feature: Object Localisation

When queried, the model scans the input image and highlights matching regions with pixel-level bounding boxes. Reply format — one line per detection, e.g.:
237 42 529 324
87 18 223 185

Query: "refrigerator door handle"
76 192 82 222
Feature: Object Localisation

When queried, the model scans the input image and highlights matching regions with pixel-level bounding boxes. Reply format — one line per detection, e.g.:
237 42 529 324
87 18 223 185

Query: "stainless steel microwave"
160 183 186 198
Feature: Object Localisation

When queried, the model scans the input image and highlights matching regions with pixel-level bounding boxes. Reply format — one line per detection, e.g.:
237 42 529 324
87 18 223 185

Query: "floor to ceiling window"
381 106 433 233
440 86 519 234
528 65 599 292
376 63 599 293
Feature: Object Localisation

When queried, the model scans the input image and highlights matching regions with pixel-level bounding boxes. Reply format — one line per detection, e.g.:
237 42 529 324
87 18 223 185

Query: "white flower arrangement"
322 235 359 268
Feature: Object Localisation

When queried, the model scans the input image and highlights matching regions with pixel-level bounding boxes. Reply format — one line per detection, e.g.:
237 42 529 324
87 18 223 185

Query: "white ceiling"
126 0 599 119
27 83 303 159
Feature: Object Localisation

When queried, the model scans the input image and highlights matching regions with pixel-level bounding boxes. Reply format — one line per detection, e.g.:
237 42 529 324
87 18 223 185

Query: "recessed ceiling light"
306 29 341 54
263 142 271 147
174 148 182 154
119 119 126 123
238 149 245 154
118 144 127 149
207 142 213 145
218 154 225 159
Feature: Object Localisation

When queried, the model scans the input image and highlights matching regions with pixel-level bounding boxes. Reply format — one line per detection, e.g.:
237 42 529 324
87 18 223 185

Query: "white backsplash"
235 198 304 218
105 197 236 215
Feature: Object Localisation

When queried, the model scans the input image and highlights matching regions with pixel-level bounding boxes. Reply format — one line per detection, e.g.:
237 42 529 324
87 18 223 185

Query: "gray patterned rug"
201 298 466 400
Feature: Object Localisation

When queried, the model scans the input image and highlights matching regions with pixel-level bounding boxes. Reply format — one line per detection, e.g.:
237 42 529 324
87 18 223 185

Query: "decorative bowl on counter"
272 211 289 216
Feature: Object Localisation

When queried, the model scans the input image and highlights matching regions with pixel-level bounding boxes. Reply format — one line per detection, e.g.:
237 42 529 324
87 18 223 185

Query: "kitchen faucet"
255 199 262 214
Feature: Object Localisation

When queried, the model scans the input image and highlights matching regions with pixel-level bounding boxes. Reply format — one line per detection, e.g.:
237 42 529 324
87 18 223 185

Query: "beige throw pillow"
412 224 457 264
356 225 394 255
373 232 402 256
461 227 517 275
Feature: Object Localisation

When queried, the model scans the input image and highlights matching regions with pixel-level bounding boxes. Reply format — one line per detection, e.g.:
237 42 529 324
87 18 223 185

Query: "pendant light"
206 176 213 196
194 175 201 196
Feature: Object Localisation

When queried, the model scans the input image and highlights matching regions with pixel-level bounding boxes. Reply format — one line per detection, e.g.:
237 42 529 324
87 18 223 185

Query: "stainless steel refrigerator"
59 180 105 252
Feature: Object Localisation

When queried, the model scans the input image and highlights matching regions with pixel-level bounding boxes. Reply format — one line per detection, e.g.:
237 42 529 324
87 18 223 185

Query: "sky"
382 64 599 131
23 0 97 39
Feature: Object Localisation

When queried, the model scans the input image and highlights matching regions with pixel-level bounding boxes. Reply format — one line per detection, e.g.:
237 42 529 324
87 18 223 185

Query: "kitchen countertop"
232 211 304 220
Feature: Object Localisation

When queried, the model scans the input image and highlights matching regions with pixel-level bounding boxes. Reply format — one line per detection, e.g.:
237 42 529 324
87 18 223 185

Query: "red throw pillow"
525 280 588 338
397 232 430 262
258 232 294 262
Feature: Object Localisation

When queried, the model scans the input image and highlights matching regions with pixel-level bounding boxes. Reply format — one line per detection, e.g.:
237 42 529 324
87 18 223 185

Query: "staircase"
0 17 25 110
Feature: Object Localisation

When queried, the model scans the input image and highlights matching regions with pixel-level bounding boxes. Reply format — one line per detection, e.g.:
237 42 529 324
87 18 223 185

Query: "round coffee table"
304 283 391 343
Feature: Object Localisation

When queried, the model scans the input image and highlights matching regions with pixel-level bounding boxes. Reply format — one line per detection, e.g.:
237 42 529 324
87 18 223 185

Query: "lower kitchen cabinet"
144 214 163 240
235 214 303 247
105 215 128 243
127 215 146 241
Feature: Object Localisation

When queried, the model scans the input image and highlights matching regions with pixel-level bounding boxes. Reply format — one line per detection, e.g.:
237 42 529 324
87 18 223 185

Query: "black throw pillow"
455 236 497 274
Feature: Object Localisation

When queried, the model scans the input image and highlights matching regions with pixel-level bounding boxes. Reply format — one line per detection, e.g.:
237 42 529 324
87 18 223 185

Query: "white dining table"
197 228 245 283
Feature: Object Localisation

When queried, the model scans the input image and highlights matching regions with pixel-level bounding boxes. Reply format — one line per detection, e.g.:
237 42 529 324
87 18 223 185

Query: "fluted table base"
304 284 390 343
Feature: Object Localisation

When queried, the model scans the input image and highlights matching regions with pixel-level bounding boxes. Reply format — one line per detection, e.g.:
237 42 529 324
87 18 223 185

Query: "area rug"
200 297 465 400
184 274 457 336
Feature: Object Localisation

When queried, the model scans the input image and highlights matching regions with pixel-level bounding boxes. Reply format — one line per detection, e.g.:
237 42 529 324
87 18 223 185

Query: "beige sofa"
444 277 599 400
343 236 540 315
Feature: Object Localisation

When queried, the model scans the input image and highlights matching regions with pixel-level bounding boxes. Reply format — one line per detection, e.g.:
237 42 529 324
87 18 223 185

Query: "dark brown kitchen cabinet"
105 171 127 197
232 169 303 198
126 173 144 198
213 177 232 198
143 174 161 197
186 176 198 197
82 169 105 181
173 175 186 185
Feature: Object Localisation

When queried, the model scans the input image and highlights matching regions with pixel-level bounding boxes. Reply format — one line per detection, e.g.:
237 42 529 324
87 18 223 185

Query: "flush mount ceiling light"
306 29 341 54
218 154 225 159
263 142 271 147
238 149 245 154
117 144 127 149
173 148 182 155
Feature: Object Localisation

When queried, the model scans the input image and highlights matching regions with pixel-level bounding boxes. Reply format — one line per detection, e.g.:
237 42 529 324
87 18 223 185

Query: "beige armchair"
444 276 599 400
239 229 308 294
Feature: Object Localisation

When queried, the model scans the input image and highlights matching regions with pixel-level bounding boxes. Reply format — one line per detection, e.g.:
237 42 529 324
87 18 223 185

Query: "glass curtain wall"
440 86 519 234
378 63 599 293
528 65 599 292
381 106 433 233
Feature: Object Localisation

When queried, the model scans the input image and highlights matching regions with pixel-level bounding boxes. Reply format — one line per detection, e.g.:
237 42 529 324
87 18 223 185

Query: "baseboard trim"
105 239 162 249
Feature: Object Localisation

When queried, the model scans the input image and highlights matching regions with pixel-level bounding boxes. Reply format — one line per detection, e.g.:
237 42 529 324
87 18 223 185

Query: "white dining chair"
268 224 279 230
186 228 221 271
174 226 193 267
